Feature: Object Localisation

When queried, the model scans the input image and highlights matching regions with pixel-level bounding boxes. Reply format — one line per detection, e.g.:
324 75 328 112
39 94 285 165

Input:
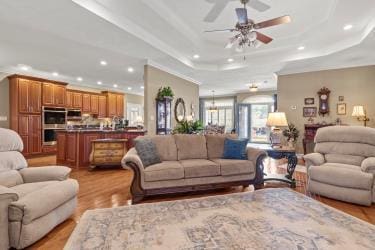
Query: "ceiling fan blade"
248 0 270 12
235 8 248 25
204 0 228 22
255 31 273 44
254 15 291 29
204 28 235 33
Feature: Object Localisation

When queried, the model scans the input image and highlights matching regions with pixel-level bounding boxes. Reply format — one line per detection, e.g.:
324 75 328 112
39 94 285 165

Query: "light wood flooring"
25 156 375 250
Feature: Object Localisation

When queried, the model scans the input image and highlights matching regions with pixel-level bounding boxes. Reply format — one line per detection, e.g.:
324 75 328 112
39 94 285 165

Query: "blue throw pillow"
222 138 249 160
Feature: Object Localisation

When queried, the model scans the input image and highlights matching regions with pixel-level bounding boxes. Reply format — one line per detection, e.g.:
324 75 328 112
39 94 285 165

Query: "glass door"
237 103 272 143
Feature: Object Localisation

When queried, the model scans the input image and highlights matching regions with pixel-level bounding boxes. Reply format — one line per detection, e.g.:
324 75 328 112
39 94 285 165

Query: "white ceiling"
0 0 374 96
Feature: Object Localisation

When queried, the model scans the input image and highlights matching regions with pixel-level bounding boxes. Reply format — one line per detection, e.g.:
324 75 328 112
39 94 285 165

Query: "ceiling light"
343 24 353 30
113 84 118 88
249 84 258 92
127 87 132 90
227 58 234 62
77 77 83 82
100 60 107 66
298 46 305 50
127 67 134 73
18 64 31 71
193 54 200 59
97 81 102 85
140 86 144 89
52 72 59 76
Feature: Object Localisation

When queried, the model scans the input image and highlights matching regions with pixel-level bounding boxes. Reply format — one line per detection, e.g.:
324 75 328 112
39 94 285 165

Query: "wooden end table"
89 139 128 170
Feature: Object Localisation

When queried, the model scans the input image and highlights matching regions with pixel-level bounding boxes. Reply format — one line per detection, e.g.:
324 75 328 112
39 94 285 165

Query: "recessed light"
343 24 353 30
193 54 200 59
127 67 134 73
227 58 234 62
100 60 107 66
113 84 118 88
127 87 132 90
298 46 305 50
77 77 83 82
52 72 59 76
97 81 102 85
18 64 30 71
140 86 144 89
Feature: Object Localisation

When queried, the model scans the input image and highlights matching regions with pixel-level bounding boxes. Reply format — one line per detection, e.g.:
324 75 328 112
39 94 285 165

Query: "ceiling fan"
205 0 291 52
204 0 270 23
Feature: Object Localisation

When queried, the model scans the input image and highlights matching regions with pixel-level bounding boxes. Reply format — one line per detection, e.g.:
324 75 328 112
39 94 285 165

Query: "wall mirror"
174 98 186 123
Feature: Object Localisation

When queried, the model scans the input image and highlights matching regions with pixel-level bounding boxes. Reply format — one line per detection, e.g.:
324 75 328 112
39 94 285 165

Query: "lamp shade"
352 105 365 117
266 112 288 127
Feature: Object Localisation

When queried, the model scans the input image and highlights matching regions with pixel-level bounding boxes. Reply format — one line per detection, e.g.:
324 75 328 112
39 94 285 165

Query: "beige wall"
278 65 375 153
0 77 9 128
126 93 144 105
144 65 199 135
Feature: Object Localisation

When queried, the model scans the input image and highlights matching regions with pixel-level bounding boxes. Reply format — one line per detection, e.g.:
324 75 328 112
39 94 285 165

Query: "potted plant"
282 123 299 148
156 86 174 100
173 120 204 134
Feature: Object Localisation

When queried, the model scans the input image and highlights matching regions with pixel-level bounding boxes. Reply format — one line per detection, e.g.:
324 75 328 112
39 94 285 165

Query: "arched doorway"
237 95 275 143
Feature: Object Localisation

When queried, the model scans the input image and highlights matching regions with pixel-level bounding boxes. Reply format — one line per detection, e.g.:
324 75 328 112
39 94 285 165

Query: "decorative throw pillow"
222 138 249 160
135 138 161 167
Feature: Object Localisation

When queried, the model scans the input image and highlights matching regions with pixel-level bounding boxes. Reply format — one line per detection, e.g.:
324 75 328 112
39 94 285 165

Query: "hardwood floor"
26 156 375 249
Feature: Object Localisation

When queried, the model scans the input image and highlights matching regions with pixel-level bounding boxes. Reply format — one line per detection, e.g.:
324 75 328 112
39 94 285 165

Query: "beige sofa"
0 128 79 249
122 134 266 203
304 126 375 206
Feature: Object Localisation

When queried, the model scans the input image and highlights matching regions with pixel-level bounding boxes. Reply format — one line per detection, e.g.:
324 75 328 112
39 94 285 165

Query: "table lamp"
266 112 288 148
352 105 370 126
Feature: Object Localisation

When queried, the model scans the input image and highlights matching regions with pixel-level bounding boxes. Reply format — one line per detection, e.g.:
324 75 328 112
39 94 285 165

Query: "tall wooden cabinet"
103 91 125 118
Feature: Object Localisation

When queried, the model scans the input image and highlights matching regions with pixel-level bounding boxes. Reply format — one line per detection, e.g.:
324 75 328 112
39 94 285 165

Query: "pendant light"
208 90 218 113
249 84 258 92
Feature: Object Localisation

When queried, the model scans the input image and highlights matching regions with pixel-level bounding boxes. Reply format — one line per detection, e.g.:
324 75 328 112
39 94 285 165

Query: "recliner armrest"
0 185 18 202
122 148 145 171
303 153 325 168
0 185 18 250
361 157 375 173
19 166 71 183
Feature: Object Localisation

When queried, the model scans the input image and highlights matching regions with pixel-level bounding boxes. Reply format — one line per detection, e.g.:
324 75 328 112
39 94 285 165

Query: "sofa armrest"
0 185 19 250
122 148 144 171
247 147 267 186
303 153 325 168
19 166 71 183
361 157 375 173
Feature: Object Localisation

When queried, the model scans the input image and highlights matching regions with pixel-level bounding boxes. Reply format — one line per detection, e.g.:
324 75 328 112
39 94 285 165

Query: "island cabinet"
56 130 146 168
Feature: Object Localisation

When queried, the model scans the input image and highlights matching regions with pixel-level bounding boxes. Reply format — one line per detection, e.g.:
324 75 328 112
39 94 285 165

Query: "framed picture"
337 103 346 115
304 98 315 105
303 107 317 117
338 96 344 102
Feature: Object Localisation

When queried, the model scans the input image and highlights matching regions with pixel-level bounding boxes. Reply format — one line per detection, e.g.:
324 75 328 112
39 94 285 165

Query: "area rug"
65 188 375 250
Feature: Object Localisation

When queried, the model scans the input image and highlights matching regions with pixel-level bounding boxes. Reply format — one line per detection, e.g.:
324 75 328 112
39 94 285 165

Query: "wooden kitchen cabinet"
98 95 107 118
90 94 99 114
72 92 82 109
116 94 124 117
103 91 125 118
42 82 67 107
18 79 41 114
66 91 73 108
18 114 41 155
82 93 91 113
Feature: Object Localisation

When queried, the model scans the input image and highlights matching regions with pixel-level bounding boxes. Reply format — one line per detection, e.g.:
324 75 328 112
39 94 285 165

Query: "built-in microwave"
67 109 82 120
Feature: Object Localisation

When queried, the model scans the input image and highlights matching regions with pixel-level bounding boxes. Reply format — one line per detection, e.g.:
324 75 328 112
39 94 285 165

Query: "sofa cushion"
0 170 23 187
135 138 161 167
9 179 79 224
212 159 255 176
205 134 237 159
315 142 375 158
144 161 184 182
222 138 248 160
11 181 59 198
325 154 364 166
321 163 361 171
180 159 220 178
0 128 24 152
308 165 373 190
142 135 178 161
174 135 207 160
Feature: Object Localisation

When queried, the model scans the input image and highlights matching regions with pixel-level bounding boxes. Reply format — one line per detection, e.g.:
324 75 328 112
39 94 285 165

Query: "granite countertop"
58 129 147 133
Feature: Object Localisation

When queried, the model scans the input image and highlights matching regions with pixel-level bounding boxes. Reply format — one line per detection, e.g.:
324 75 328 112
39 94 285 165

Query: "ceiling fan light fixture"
249 31 257 41
249 84 258 92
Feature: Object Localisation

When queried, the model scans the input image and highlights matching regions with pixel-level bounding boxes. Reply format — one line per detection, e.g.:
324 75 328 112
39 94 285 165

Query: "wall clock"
317 87 330 116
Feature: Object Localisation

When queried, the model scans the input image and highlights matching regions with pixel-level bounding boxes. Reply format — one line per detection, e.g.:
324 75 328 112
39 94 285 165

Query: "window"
201 98 235 133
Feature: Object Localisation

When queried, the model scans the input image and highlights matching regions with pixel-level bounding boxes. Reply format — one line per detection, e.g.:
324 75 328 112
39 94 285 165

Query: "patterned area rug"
65 188 375 250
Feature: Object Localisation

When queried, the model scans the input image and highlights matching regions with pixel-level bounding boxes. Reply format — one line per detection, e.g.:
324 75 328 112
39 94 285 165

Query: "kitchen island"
56 129 146 168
